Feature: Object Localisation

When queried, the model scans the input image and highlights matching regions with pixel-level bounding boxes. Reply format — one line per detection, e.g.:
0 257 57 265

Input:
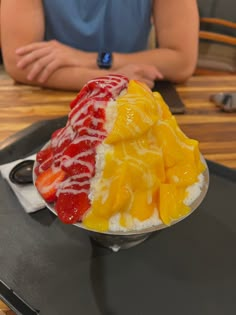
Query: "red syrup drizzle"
35 75 128 223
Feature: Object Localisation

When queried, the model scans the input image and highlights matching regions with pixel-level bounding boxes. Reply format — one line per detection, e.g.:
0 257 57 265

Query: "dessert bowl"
33 155 209 251
33 75 210 251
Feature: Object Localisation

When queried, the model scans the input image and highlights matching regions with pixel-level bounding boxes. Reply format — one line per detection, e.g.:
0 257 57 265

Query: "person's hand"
114 64 163 89
15 40 96 82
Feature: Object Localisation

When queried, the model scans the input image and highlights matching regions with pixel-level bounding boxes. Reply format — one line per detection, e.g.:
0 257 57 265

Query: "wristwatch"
97 51 113 69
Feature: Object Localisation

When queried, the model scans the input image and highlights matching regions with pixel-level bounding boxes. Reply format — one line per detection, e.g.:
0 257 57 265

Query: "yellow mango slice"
92 162 131 218
129 190 155 221
166 163 198 187
167 117 205 172
119 213 133 229
153 122 186 168
128 80 154 99
83 212 109 232
158 184 190 225
105 81 159 144
105 103 158 143
153 92 172 119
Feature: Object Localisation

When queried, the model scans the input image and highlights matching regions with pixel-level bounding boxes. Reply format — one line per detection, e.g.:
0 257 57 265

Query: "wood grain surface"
0 300 15 314
0 69 236 169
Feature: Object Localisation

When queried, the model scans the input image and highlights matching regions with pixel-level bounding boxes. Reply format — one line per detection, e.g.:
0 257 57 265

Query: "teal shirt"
42 0 152 52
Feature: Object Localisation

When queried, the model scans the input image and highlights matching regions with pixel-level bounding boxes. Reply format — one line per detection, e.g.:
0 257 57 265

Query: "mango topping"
84 80 205 231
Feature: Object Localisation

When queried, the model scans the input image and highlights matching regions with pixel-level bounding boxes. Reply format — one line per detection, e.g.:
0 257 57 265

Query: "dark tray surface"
0 118 236 315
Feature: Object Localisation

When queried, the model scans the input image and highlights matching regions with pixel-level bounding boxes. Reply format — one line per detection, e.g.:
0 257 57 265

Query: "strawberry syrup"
35 75 128 223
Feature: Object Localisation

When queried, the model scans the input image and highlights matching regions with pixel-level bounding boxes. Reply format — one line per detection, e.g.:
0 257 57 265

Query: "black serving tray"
0 117 236 315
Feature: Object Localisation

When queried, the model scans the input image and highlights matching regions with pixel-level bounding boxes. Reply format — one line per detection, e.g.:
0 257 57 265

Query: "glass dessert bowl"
33 75 210 251
33 156 209 251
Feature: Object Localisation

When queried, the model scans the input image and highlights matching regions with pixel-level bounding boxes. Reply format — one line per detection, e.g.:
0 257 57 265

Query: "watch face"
97 52 112 69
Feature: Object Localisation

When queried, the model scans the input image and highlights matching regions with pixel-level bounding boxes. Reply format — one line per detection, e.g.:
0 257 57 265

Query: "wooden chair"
196 17 236 75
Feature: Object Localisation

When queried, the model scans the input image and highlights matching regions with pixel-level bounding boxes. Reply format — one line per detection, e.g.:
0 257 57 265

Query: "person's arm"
1 0 45 79
113 0 199 83
1 0 107 90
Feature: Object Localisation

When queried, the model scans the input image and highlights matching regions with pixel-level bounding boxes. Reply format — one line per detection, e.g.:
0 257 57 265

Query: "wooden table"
0 70 236 313
0 71 236 169
0 301 14 315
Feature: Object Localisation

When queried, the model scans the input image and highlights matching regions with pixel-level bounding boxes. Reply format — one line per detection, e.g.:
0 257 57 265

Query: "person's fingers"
38 60 61 83
26 54 54 81
114 64 162 88
143 65 163 81
17 47 51 69
145 80 155 89
16 42 48 55
154 68 164 80
137 68 155 88
139 77 154 89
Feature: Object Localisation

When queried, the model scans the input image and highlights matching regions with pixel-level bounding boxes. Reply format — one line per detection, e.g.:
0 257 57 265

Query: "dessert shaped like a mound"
35 74 206 232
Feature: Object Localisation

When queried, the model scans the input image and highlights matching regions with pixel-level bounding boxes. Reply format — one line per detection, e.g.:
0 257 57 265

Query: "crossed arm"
1 0 199 91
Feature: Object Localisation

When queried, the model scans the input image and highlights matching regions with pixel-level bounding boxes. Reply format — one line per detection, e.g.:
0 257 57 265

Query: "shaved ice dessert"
34 74 206 233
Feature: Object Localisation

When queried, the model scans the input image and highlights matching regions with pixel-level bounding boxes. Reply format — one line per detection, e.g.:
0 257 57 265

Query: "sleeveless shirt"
42 0 152 53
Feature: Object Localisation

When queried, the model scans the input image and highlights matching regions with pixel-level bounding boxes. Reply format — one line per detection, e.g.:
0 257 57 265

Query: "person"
1 0 199 91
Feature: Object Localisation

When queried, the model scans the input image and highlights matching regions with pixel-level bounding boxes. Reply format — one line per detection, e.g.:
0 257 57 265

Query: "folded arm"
1 0 108 90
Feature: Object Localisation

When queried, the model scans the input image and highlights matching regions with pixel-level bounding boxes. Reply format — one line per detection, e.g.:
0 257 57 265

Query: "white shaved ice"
109 210 163 232
184 173 204 206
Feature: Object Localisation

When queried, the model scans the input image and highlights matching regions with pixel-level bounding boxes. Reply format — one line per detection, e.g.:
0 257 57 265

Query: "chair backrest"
199 17 236 45
196 17 236 74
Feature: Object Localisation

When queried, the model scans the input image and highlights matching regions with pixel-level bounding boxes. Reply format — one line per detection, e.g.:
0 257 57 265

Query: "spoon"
9 160 34 185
